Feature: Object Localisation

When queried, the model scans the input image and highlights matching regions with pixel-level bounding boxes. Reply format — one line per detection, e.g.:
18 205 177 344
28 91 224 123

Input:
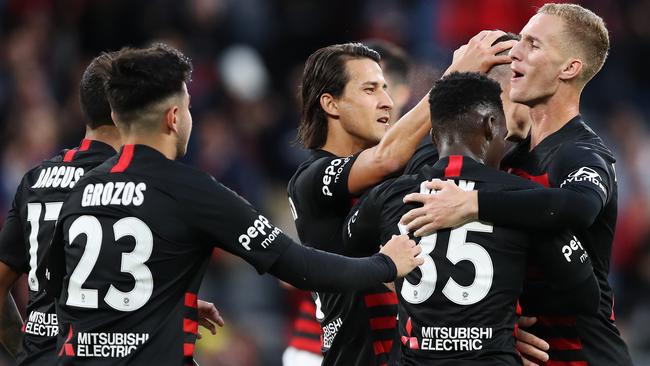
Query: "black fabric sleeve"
342 184 385 257
531 231 595 289
189 176 292 274
478 179 604 230
519 275 600 315
295 154 359 209
0 201 28 274
479 145 613 231
267 242 397 292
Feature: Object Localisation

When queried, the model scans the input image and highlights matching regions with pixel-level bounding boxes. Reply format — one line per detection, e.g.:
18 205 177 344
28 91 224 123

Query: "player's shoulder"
288 150 354 195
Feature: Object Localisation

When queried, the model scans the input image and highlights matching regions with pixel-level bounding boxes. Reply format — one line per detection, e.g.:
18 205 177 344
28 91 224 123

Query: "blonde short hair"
538 3 609 84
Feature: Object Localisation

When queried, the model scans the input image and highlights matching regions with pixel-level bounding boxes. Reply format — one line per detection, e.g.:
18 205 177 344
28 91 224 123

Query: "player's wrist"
464 191 479 221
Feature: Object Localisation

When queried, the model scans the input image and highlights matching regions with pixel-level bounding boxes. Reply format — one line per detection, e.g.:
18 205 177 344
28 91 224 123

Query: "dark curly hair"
106 43 192 118
428 72 503 135
298 43 380 149
80 52 115 128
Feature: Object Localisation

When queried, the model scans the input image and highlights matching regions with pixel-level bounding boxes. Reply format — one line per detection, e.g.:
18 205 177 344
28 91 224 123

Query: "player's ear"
320 93 339 118
483 114 495 142
559 58 582 82
166 106 179 134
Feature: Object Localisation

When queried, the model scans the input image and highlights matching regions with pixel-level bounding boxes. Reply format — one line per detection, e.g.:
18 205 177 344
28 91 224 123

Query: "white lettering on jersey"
24 310 58 337
238 215 283 251
321 157 350 197
417 326 493 352
322 317 343 349
74 331 149 358
32 166 85 189
560 167 607 195
561 235 588 263
81 182 147 207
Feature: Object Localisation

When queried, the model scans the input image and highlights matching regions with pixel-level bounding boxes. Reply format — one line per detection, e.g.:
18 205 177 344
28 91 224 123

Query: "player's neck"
321 120 369 157
120 133 178 160
437 138 485 165
528 89 580 150
84 125 121 151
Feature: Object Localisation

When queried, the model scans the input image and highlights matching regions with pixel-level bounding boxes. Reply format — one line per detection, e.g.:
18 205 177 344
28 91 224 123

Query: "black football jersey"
288 149 398 366
403 142 438 176
344 156 595 365
500 116 633 365
44 144 292 365
0 139 115 365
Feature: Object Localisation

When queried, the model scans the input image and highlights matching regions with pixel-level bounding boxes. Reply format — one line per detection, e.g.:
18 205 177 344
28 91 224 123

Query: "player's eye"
365 87 375 94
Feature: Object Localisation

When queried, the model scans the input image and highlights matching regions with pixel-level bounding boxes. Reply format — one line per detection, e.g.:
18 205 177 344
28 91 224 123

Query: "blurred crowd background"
0 0 649 365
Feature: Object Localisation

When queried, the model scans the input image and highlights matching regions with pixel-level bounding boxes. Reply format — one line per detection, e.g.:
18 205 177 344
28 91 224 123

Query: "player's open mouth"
377 116 389 125
511 70 524 81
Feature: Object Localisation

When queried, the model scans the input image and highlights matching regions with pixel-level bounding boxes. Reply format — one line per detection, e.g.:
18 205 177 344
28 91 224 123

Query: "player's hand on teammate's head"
444 30 516 76
196 300 225 339
379 234 423 277
515 316 550 365
400 179 479 236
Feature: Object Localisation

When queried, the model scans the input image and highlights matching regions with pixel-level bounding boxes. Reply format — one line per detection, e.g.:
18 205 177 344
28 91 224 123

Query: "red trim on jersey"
294 318 322 333
111 144 135 173
372 340 393 355
79 139 92 151
363 292 398 307
610 295 616 321
547 337 583 350
546 361 588 366
21 322 25 333
63 149 78 163
184 292 198 308
288 337 322 354
369 316 397 330
508 168 550 187
183 318 198 334
183 343 195 357
444 155 463 177
537 316 577 327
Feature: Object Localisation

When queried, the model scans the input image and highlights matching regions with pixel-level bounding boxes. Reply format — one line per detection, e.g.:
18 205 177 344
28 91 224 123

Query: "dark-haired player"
288 35 514 366
401 4 633 365
0 52 225 365
42 44 422 365
0 53 122 365
344 72 599 365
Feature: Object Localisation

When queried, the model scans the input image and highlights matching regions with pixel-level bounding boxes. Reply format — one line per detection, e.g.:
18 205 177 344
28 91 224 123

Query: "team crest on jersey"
560 167 607 195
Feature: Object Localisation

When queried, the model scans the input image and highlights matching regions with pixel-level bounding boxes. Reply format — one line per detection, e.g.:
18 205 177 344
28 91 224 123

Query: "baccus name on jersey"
81 182 146 207
238 214 283 251
31 166 85 189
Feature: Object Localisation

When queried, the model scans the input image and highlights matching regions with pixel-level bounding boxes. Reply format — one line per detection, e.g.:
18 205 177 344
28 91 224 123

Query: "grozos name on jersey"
562 235 588 263
32 166 85 189
238 214 282 251
321 157 351 197
560 167 607 195
81 182 146 207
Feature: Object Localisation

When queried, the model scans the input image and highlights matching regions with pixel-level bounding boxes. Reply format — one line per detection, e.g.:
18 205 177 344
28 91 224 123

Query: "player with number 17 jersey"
0 139 116 365
344 156 598 365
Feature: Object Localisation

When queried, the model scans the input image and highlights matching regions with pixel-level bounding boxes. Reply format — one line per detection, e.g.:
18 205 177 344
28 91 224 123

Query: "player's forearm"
520 276 600 315
367 95 430 175
0 294 23 359
268 243 396 292
478 187 601 230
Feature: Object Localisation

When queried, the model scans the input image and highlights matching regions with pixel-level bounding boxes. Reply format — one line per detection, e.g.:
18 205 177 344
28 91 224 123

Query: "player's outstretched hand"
379 235 423 277
515 316 550 365
401 179 478 236
444 30 517 76
196 300 225 339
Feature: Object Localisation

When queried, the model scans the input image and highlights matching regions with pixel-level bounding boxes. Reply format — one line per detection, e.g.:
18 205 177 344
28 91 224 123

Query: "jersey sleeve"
294 154 359 209
188 176 292 274
550 144 613 207
343 185 385 257
529 230 594 290
0 202 28 274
